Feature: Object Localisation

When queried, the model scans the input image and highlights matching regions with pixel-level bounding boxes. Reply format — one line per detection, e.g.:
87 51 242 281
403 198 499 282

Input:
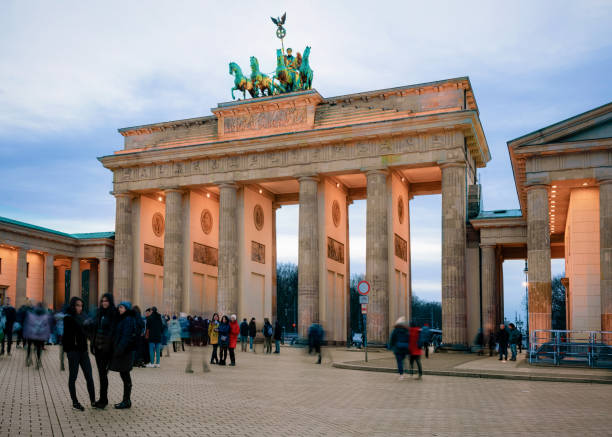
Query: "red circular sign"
357 280 370 295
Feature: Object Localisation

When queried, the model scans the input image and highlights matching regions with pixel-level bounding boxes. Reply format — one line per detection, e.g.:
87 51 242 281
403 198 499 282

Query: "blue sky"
1 1 611 322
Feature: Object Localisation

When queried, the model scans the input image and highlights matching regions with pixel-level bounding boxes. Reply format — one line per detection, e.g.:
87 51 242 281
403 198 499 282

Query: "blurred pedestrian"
179 313 190 348
146 307 163 368
218 315 230 365
54 308 66 370
263 318 273 354
488 331 496 357
92 293 117 409
408 321 423 379
1 297 16 357
389 317 410 380
63 297 96 411
420 323 432 358
474 328 485 356
132 306 147 367
518 331 523 354
273 319 282 354
508 323 520 361
228 314 239 366
239 318 249 352
24 302 52 369
248 317 257 353
308 322 324 364
497 324 509 362
110 301 137 409
208 313 220 364
169 315 182 352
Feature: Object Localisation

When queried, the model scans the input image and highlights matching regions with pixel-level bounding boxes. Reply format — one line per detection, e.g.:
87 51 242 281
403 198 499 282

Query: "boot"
93 399 108 409
114 383 132 409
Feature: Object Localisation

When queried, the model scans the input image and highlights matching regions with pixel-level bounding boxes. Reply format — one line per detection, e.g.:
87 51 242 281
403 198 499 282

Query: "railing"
529 330 612 368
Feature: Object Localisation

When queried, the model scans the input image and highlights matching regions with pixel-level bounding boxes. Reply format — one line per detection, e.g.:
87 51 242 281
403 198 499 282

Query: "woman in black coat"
63 296 96 411
92 293 117 409
110 301 137 409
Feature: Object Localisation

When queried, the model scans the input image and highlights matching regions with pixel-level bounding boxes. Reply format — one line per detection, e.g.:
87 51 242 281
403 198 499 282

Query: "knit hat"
118 301 132 310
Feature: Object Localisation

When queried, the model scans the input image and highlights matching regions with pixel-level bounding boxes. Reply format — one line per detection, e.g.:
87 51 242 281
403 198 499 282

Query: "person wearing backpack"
109 301 137 409
273 319 282 354
92 293 117 409
408 321 423 380
389 317 410 380
63 297 96 411
263 318 273 354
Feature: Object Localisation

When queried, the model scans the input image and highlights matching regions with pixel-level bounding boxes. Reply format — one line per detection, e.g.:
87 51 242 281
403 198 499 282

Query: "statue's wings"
280 12 286 25
271 17 279 25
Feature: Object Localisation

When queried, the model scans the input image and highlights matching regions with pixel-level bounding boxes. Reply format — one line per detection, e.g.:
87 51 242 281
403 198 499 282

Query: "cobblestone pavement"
1 345 611 436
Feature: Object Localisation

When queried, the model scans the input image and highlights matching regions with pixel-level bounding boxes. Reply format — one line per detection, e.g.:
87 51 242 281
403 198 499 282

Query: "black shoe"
93 400 107 409
72 403 85 411
114 400 131 409
229 363 235 366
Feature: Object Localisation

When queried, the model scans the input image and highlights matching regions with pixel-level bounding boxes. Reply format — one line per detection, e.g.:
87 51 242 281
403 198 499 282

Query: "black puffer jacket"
146 311 163 343
110 310 136 373
63 314 89 353
248 320 257 337
93 294 117 355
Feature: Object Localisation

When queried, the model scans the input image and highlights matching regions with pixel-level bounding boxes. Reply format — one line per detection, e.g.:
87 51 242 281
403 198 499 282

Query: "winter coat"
63 313 89 352
389 325 410 354
179 317 190 339
508 328 520 345
263 322 273 338
229 321 240 348
497 328 509 346
218 322 230 346
93 308 117 355
110 311 136 373
2 305 16 328
146 312 163 343
248 320 257 337
24 309 52 341
273 321 282 341
169 319 182 342
208 320 219 345
308 323 323 347
408 326 422 356
239 321 249 336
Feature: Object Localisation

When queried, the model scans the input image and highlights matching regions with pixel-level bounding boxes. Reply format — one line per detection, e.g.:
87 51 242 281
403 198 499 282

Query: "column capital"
217 181 239 190
597 178 612 186
438 161 466 169
525 182 549 191
297 175 319 183
163 187 185 194
364 168 388 177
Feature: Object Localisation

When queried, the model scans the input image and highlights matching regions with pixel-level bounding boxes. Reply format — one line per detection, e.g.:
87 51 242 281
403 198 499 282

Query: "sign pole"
357 280 371 364
364 313 368 362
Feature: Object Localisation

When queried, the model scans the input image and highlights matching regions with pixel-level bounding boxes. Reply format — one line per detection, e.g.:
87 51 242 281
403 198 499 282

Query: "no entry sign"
357 280 370 295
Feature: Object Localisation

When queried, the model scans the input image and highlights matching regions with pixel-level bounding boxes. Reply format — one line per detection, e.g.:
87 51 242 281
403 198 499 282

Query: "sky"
1 1 611 322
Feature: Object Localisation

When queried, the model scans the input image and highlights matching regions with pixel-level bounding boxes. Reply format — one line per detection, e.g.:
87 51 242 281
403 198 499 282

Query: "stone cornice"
100 110 488 169
470 216 527 230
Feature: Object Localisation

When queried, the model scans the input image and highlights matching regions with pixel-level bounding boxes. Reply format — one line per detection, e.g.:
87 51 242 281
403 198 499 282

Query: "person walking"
23 303 52 369
488 331 496 357
508 323 520 361
239 318 249 352
92 293 117 409
109 301 137 409
420 323 431 358
63 297 96 411
0 297 16 357
273 319 282 354
307 322 324 364
228 315 240 366
218 315 230 365
53 309 66 370
389 317 410 380
497 324 509 362
208 313 220 364
248 317 257 353
408 321 423 379
179 313 189 350
146 307 163 368
263 318 273 354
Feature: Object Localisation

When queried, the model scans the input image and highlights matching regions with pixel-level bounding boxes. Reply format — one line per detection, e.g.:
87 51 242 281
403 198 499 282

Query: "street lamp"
523 260 529 352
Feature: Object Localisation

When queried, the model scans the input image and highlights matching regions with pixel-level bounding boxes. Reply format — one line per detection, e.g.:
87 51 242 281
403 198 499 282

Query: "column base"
437 343 470 353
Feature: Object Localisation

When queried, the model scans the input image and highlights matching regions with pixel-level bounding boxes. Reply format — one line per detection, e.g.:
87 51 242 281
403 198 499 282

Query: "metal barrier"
529 330 612 368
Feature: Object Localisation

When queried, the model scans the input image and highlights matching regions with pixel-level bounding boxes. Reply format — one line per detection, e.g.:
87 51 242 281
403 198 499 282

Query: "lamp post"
523 260 529 352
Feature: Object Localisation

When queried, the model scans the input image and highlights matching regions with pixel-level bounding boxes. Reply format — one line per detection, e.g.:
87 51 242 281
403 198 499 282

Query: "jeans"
26 340 44 366
510 344 517 360
67 351 95 405
409 355 423 376
240 335 248 352
499 344 508 360
249 336 255 351
275 340 280 353
264 337 272 354
94 351 111 403
394 351 407 375
219 345 228 363
149 342 161 364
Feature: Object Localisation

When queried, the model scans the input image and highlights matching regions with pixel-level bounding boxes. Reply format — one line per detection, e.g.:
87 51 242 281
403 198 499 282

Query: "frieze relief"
327 237 345 264
193 242 218 266
223 107 308 134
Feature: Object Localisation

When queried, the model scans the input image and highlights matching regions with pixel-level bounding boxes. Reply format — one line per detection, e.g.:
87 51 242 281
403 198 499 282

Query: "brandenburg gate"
100 77 490 345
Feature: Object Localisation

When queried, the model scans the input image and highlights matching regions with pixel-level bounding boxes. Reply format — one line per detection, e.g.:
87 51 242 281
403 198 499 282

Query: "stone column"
599 179 612 337
345 198 352 344
99 258 109 296
526 184 552 334
113 193 133 303
16 247 28 308
89 260 98 310
481 245 496 338
441 162 467 346
218 183 239 317
366 170 389 344
70 257 80 298
162 188 184 314
298 176 319 338
43 253 55 309
271 204 279 321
